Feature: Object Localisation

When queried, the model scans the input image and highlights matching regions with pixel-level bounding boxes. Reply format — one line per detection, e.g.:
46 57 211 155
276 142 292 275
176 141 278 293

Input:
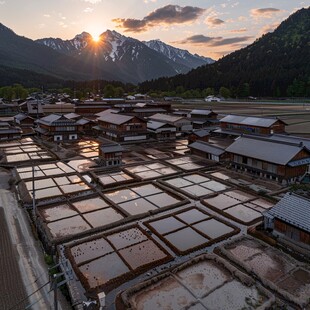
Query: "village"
0 94 309 310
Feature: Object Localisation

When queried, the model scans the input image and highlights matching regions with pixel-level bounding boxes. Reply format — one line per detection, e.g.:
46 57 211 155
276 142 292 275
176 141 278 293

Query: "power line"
7 280 50 310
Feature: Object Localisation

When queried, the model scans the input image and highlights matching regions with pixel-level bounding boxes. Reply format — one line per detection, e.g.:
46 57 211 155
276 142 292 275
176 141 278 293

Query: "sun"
92 34 101 42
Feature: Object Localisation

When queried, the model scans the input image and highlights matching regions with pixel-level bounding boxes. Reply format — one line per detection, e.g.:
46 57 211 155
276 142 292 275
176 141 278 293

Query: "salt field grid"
218 237 310 309
160 172 230 199
165 155 213 171
123 161 180 180
19 172 94 203
121 254 274 310
0 138 54 163
66 226 172 292
202 191 275 225
144 206 239 255
102 182 188 216
67 139 99 159
94 169 135 188
38 195 126 240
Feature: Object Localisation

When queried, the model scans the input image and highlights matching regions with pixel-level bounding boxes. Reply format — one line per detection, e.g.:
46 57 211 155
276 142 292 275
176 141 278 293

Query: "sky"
0 0 309 59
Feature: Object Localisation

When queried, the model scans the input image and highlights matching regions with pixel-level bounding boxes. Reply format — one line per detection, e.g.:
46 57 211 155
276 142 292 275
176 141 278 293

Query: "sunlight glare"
92 33 101 42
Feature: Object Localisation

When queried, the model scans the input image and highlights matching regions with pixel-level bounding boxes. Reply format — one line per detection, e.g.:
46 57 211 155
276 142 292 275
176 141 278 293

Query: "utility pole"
53 274 58 310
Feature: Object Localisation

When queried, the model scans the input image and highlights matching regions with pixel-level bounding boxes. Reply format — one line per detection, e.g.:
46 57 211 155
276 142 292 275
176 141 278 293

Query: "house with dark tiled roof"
147 120 176 140
35 114 79 142
95 113 148 142
226 135 310 183
188 140 227 162
149 113 192 133
14 113 35 134
98 139 124 167
188 129 210 144
0 121 22 140
264 193 310 247
189 109 218 129
215 114 286 136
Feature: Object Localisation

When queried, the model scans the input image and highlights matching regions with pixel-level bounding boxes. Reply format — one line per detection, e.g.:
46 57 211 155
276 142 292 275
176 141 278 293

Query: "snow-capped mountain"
35 30 213 82
143 39 214 69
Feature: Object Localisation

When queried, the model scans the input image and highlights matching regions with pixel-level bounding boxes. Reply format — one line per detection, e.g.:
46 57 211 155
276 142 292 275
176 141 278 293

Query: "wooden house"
96 114 148 142
98 141 124 167
14 113 34 134
148 113 192 133
225 135 310 183
264 193 310 247
0 121 22 140
188 141 227 162
147 121 176 140
215 115 286 136
35 114 79 142
188 129 210 144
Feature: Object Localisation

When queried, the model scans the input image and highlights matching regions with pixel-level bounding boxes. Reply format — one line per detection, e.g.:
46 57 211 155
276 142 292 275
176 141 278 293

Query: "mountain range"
139 7 310 97
0 25 213 85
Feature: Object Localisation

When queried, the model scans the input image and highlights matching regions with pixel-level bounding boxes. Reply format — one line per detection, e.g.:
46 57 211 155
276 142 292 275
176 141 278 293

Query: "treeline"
139 8 310 98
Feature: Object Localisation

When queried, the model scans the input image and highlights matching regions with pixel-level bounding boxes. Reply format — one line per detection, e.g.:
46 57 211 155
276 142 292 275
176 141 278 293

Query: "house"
0 121 22 140
189 109 219 129
225 135 310 183
188 129 210 144
0 102 20 116
98 140 124 167
264 193 310 247
215 115 286 136
43 103 75 114
14 113 34 134
147 121 176 140
19 100 44 118
188 141 227 162
148 113 192 133
75 103 112 117
64 113 95 135
95 114 148 142
35 114 79 142
131 107 166 118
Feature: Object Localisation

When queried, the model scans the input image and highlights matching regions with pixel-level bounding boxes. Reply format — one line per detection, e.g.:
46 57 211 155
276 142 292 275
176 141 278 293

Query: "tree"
103 84 115 98
219 87 231 99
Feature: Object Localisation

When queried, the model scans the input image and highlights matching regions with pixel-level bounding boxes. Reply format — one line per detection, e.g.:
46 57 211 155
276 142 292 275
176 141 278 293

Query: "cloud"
173 34 253 47
230 28 247 33
250 8 282 18
113 5 205 32
43 14 50 18
83 7 94 13
82 0 101 3
206 17 225 26
0 1 5 4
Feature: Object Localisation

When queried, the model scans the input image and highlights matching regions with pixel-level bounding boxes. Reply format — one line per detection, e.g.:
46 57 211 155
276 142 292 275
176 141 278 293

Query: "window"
242 156 248 164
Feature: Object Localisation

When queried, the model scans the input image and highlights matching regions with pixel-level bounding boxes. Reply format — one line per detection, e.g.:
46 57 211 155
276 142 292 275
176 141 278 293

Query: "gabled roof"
226 135 309 165
189 141 225 156
220 115 286 127
133 108 166 113
14 113 33 121
76 118 93 125
190 109 216 116
267 193 310 233
95 109 119 117
268 134 310 150
192 129 210 137
65 113 81 119
37 114 76 125
100 144 124 153
98 113 135 125
149 113 184 123
147 120 173 130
